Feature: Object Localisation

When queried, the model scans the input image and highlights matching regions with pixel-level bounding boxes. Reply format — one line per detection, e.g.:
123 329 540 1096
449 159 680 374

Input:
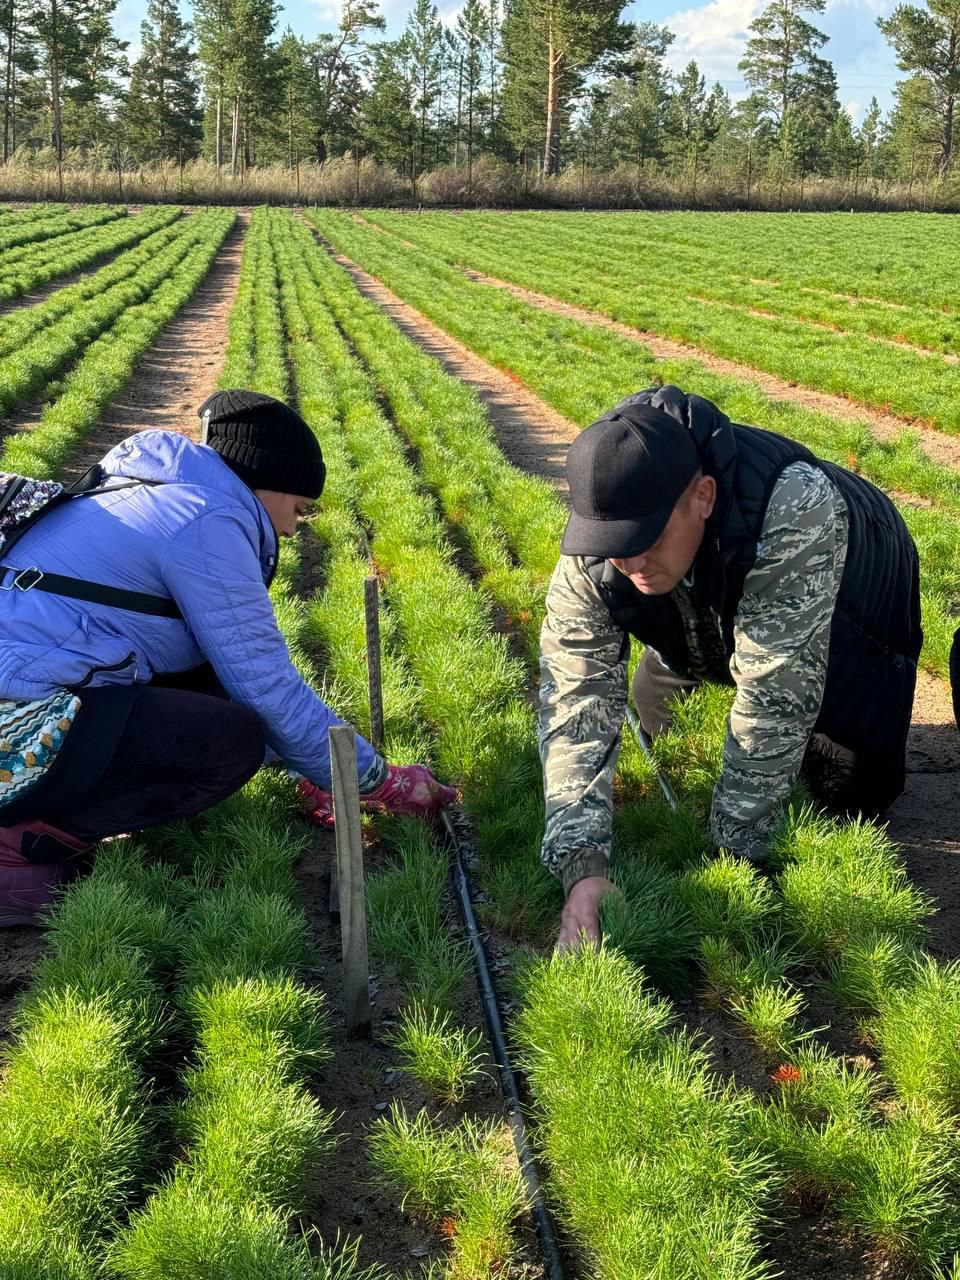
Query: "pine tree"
123 0 200 161
878 0 959 171
264 28 311 168
308 0 383 164
858 95 884 176
405 0 441 188
62 0 127 146
226 0 278 174
22 0 124 162
456 0 485 182
666 60 720 200
887 72 943 184
361 34 417 179
2 0 37 159
605 21 674 177
501 0 632 177
738 0 836 185
193 0 229 168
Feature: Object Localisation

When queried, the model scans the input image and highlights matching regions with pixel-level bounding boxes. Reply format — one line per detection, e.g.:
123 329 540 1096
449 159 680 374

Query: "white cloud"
661 0 764 92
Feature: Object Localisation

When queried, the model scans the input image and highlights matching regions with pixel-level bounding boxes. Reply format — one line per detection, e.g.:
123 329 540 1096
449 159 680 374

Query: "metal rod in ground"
440 810 567 1280
364 575 385 753
329 726 372 1040
624 705 679 812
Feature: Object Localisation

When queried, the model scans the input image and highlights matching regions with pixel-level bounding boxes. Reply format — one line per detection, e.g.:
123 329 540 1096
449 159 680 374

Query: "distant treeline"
1 0 957 205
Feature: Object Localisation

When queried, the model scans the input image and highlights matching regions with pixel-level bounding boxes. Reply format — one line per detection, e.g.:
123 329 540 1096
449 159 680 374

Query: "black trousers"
0 666 266 858
632 647 897 820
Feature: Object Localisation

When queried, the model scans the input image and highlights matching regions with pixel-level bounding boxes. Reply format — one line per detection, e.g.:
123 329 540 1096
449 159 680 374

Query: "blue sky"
113 0 904 124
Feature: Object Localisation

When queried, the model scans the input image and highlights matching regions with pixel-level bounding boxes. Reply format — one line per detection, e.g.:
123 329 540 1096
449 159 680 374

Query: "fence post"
329 726 372 1040
364 576 385 753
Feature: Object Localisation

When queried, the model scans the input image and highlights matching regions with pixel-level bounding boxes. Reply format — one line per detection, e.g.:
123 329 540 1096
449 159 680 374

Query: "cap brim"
560 504 673 559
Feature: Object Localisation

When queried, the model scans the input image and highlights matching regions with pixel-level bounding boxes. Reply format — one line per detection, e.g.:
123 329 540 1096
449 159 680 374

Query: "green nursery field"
1 203 960 1280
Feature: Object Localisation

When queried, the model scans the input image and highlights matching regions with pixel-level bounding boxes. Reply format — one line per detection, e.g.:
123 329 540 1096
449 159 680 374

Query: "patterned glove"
364 764 458 817
297 764 457 827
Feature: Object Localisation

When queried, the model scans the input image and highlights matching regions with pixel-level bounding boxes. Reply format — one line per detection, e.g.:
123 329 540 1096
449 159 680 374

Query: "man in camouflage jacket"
540 386 921 949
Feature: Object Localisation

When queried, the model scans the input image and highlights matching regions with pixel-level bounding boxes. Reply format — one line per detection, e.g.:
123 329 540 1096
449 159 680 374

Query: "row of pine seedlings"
265 207 533 1276
0 209 370 1279
294 208 960 1278
305 208 960 679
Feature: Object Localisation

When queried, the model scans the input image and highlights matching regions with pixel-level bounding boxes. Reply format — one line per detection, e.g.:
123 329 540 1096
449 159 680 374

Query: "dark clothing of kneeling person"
540 385 921 949
0 390 453 926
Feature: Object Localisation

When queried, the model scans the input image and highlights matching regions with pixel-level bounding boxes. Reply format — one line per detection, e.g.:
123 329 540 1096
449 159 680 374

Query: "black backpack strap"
0 565 183 619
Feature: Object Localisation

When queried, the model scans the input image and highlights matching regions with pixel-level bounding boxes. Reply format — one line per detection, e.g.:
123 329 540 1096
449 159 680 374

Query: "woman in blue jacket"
0 390 454 925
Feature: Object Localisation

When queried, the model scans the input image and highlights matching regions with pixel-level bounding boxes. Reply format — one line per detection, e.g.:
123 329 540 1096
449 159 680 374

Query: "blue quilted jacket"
0 430 382 790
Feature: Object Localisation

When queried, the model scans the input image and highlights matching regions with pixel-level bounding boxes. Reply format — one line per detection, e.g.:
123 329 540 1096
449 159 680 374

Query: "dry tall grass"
2 147 958 211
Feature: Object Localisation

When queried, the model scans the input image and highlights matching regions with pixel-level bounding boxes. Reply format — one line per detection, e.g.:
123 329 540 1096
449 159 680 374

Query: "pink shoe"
0 822 91 928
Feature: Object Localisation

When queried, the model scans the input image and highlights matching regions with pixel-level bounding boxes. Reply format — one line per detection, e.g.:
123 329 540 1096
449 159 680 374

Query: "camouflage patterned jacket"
539 462 848 893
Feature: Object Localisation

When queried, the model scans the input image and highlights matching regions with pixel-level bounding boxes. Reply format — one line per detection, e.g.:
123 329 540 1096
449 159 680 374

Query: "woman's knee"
218 701 267 788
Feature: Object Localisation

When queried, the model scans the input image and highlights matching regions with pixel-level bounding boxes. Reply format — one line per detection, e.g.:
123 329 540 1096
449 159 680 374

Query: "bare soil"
315 240 577 495
58 212 249 481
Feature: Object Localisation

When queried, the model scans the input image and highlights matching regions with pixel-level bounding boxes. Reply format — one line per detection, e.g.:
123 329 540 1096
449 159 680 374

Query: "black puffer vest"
586 387 921 792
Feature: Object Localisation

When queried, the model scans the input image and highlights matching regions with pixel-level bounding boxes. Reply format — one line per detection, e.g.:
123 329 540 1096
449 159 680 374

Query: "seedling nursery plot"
1 203 960 1280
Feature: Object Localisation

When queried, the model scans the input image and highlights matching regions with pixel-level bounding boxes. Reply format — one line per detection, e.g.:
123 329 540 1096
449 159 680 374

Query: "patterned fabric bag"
0 476 78 810
0 692 81 806
0 474 68 554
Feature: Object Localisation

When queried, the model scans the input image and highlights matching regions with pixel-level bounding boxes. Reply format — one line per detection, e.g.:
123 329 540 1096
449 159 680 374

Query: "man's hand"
557 875 617 952
298 764 456 827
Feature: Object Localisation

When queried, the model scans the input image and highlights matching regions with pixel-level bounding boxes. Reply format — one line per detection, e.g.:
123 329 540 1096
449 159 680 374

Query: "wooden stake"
364 576 385 754
329 726 371 1040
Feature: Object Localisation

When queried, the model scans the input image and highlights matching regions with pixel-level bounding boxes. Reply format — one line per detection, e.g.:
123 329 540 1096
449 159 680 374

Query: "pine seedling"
108 1182 331 1279
835 1112 960 1268
0 991 154 1242
179 886 312 988
775 812 933 958
388 1004 486 1104
870 956 960 1118
38 866 185 980
0 1179 95 1278
736 982 806 1061
176 1064 335 1211
369 1107 526 1279
699 933 797 1006
368 1105 462 1221
699 935 806 1058
647 683 734 811
614 794 712 872
678 854 780 947
602 859 697 994
934 1255 960 1280
183 977 331 1078
367 823 469 1010
824 930 919 1014
752 1045 878 1202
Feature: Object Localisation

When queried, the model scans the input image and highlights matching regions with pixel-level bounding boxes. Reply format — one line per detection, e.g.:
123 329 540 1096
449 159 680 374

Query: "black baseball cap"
561 403 701 558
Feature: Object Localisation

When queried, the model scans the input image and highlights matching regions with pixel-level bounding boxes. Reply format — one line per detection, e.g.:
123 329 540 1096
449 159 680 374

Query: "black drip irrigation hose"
624 704 679 812
439 809 567 1280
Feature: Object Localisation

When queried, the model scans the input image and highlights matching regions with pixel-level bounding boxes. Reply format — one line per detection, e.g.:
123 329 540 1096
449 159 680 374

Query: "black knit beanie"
197 389 326 499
